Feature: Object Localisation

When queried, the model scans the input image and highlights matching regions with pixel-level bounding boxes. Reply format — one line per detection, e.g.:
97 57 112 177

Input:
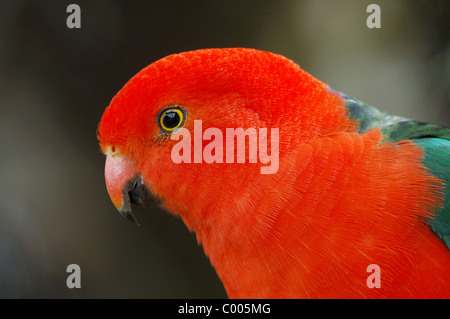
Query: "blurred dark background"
0 0 448 298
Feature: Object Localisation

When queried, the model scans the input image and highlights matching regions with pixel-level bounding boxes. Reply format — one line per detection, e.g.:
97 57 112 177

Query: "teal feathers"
338 91 450 249
415 138 450 248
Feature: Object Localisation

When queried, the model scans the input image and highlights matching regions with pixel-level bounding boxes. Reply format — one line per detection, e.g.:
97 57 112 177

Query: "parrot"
97 48 450 298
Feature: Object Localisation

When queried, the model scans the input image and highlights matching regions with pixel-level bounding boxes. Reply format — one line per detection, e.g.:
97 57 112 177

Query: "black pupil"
163 111 181 129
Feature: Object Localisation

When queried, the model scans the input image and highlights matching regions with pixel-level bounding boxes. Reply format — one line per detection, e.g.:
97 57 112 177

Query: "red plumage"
98 48 450 298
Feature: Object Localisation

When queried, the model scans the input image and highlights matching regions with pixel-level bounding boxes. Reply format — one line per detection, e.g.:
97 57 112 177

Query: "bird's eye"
157 106 187 133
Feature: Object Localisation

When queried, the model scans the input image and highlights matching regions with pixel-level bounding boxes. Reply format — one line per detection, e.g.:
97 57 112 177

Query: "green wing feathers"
415 138 450 248
338 91 450 249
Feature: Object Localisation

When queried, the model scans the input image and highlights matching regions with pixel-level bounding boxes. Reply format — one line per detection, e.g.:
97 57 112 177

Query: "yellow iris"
159 107 185 132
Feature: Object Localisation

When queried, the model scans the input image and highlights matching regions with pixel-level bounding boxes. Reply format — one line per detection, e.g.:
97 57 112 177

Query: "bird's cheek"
104 154 138 211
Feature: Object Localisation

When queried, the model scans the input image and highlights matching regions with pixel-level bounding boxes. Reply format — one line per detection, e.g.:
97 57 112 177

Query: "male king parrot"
97 48 450 298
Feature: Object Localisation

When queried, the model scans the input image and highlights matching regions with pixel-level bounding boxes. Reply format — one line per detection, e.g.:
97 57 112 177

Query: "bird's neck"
170 130 448 298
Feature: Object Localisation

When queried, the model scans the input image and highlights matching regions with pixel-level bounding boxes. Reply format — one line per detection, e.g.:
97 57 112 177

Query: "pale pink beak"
104 154 158 225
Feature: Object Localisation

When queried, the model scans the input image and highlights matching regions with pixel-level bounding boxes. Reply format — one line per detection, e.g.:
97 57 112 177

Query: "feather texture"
98 48 450 298
342 92 450 249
